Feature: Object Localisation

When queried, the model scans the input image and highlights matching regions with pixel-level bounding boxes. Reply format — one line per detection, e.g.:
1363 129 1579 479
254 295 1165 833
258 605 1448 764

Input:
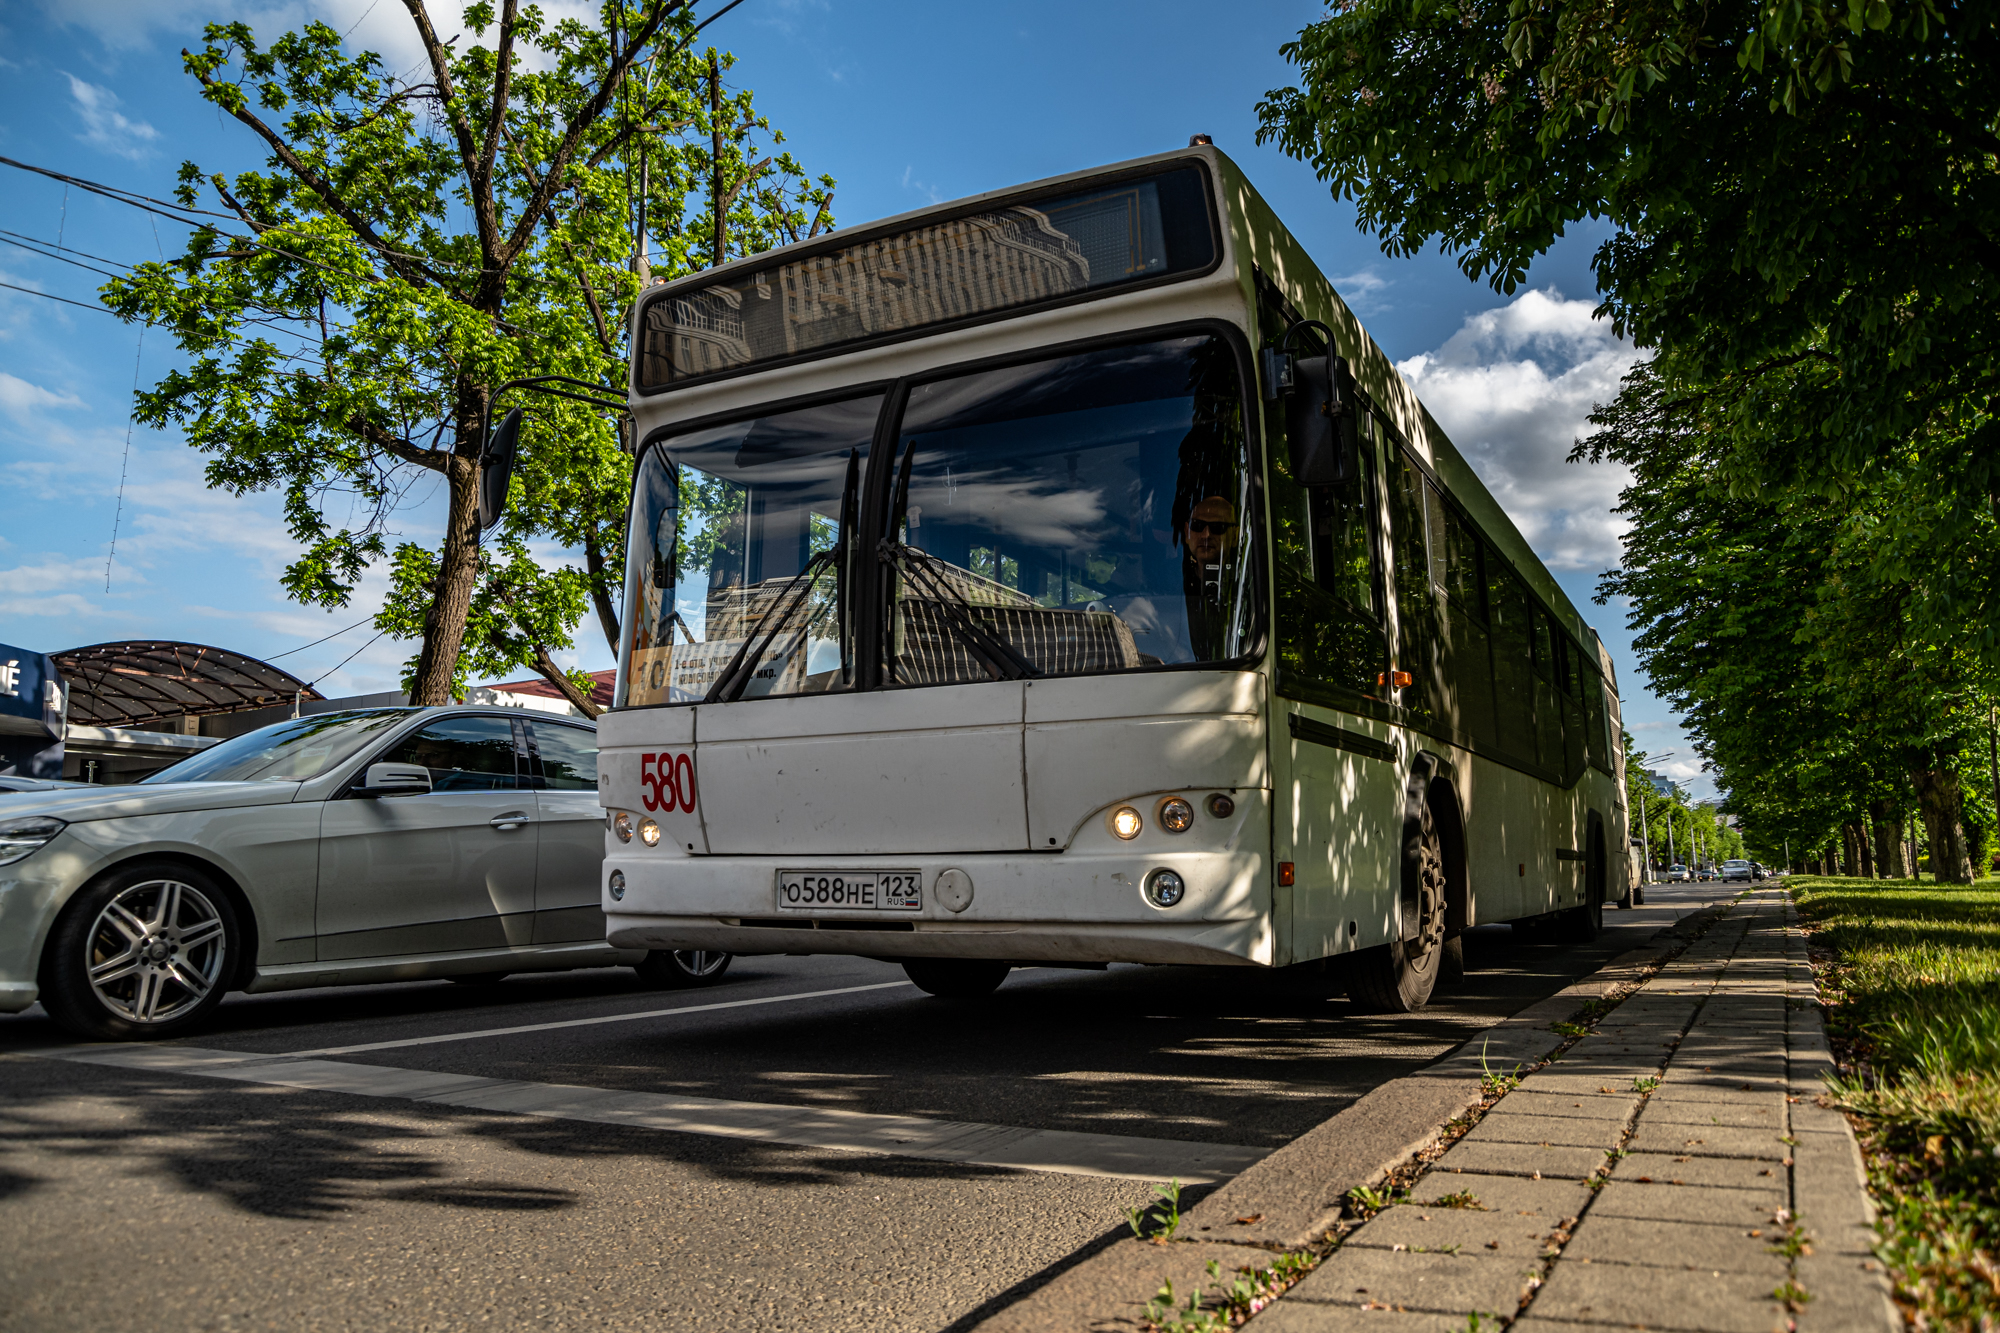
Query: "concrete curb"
970 905 1732 1333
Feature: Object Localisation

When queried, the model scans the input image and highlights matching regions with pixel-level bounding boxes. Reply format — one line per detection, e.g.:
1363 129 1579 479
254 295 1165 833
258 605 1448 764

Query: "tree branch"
499 0 692 268
582 528 621 653
716 156 773 218
347 411 448 472
559 239 617 355
531 644 602 718
186 58 437 289
476 0 520 244
399 0 501 264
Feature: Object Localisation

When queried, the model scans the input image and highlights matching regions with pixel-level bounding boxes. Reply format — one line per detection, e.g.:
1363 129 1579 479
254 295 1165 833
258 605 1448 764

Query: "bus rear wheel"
1349 798 1449 1013
903 958 1011 999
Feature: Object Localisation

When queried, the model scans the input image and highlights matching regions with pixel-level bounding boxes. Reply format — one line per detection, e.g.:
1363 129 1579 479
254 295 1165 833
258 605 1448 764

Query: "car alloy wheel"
84 877 230 1026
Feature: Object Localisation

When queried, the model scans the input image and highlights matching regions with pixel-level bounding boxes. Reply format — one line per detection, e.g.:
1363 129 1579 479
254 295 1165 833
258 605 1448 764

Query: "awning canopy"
53 642 323 729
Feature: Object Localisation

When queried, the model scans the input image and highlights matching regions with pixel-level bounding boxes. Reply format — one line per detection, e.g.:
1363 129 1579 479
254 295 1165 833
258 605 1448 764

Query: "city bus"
596 143 1630 1012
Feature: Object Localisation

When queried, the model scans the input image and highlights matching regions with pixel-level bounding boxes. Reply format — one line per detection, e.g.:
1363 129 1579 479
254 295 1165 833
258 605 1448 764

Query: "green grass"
1791 874 2000 1327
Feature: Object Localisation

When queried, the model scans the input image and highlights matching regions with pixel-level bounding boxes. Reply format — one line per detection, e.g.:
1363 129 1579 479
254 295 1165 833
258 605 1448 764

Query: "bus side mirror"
480 407 523 531
1286 354 1357 488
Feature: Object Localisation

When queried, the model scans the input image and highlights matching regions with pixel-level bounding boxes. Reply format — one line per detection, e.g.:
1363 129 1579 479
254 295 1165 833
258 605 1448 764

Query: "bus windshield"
618 333 1258 706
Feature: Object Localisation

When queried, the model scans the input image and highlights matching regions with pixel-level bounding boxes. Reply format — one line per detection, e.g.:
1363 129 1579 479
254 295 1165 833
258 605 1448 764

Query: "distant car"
0 707 734 1042
1667 864 1691 882
1750 863 1768 881
1720 859 1753 882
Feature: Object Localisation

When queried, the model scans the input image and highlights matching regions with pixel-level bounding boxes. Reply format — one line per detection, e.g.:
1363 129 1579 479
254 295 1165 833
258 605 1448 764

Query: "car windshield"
140 711 410 784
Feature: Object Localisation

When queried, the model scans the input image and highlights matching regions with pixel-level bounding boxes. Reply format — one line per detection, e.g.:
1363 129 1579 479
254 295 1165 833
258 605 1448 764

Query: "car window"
380 716 520 792
531 722 598 791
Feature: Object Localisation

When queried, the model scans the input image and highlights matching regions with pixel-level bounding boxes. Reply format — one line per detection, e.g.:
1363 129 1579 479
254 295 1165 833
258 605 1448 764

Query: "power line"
263 616 376 661
0 280 114 314
305 629 389 688
106 324 147 592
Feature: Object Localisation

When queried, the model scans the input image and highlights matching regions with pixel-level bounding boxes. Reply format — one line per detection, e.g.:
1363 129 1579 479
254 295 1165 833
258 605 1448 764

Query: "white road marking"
282 980 919 1057
41 1044 1267 1183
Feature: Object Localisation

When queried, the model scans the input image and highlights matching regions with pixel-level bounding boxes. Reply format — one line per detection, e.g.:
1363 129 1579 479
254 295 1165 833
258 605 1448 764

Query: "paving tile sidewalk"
1242 887 1897 1333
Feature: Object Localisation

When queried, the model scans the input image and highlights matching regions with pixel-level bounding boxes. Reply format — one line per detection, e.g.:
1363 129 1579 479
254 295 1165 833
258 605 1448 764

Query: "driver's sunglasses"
1187 519 1235 535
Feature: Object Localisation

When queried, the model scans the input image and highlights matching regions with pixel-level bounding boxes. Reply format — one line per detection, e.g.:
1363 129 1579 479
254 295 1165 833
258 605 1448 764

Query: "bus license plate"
776 870 924 912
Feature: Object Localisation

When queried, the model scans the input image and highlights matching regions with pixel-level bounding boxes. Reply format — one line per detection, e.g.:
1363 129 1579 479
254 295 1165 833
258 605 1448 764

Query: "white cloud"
44 0 598 77
1397 289 1639 571
1332 269 1390 314
64 73 161 159
0 372 84 418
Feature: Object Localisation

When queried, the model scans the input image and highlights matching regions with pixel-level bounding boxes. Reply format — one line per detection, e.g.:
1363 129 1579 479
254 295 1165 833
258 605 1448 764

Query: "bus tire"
903 958 1010 999
1348 796 1448 1013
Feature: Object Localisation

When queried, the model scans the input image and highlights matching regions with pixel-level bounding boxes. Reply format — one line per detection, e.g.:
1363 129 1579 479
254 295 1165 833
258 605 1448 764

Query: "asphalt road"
0 884 1722 1333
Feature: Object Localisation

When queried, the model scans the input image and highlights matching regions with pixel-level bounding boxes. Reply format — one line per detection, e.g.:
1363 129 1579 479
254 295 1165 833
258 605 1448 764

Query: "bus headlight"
638 817 661 847
1144 869 1185 908
610 811 633 842
608 869 626 901
1157 797 1194 833
1111 806 1143 840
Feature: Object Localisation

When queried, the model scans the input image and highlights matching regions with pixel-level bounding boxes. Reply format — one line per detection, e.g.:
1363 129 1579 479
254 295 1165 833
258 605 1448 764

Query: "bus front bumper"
602 849 1274 967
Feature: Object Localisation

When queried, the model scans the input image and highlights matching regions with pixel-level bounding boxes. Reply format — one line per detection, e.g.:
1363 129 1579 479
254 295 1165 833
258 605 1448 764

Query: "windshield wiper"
877 539 1042 682
703 449 860 705
877 440 1039 682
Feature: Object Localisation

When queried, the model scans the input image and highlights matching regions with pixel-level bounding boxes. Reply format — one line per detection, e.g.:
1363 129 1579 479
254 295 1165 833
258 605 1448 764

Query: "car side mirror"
356 762 432 798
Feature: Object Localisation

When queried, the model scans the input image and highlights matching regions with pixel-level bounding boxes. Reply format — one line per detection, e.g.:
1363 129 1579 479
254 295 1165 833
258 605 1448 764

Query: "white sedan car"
0 707 731 1040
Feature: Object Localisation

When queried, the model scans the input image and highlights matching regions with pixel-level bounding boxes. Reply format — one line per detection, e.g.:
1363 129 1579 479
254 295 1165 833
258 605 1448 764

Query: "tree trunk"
531 646 602 719
1838 823 1858 876
1909 760 1975 885
1854 820 1875 877
409 452 484 705
1871 800 1907 878
583 529 621 655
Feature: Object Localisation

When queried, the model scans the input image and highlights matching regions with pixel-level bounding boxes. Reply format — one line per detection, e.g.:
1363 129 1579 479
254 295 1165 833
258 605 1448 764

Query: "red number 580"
638 751 696 814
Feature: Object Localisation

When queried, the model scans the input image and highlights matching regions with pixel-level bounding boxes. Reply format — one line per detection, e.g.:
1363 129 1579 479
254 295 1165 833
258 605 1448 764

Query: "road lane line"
278 980 919 1058
40 1044 1268 1183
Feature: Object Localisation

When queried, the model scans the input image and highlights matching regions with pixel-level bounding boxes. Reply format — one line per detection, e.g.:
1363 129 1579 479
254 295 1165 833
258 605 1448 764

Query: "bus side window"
1530 609 1565 777
1261 298 1390 707
1387 445 1438 728
1486 558 1539 768
1432 492 1496 749
1584 667 1613 774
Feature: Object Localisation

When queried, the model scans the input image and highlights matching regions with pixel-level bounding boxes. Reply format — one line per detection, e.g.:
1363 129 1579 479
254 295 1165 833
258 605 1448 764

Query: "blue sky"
0 0 1709 792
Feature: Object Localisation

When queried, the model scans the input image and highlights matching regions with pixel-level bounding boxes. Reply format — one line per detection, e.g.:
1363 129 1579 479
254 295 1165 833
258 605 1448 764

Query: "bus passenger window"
1486 559 1539 768
1388 446 1438 728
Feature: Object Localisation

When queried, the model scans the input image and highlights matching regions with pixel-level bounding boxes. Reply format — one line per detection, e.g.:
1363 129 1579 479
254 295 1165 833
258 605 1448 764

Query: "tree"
104 2 833 709
1257 0 2000 656
1577 361 1990 881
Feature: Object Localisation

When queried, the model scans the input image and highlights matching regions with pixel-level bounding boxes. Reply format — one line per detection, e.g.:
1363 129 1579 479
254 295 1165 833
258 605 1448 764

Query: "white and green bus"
597 144 1630 1010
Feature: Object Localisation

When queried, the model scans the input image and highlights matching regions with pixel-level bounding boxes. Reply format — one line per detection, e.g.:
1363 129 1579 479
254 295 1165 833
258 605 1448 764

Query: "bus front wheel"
1348 798 1449 1013
903 958 1011 999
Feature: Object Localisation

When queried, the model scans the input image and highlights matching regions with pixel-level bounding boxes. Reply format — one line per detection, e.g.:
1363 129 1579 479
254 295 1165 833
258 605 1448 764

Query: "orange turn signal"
1277 862 1295 886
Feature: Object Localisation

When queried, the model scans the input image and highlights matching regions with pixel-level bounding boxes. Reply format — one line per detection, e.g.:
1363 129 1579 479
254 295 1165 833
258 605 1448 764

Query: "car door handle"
489 812 533 830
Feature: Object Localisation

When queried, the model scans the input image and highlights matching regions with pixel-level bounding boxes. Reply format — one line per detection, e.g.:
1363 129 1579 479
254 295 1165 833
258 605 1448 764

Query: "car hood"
0 781 306 824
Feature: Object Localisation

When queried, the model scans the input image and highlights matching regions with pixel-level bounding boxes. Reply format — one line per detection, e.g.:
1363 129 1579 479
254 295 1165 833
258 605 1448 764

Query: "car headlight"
1157 797 1195 833
609 810 633 843
0 817 66 866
